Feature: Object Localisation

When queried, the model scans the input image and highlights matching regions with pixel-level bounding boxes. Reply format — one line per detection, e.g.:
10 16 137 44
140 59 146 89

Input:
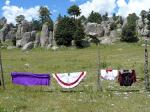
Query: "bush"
87 11 102 24
121 13 139 42
73 20 85 48
55 16 76 46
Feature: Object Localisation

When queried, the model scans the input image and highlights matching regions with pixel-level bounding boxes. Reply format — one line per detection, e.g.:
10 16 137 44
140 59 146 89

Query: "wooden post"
144 38 149 90
97 41 102 91
0 47 5 89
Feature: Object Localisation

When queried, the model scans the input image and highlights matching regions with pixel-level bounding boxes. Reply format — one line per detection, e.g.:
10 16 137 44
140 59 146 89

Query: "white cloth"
101 69 118 80
53 71 86 88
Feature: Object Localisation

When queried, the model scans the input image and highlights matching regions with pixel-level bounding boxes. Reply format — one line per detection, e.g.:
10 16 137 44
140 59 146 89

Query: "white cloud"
2 1 40 24
5 0 10 5
79 0 117 17
117 0 150 17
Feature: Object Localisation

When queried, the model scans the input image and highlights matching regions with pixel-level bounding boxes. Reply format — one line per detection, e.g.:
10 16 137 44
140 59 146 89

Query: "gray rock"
5 28 16 40
22 42 34 51
101 21 108 28
85 23 104 37
51 46 59 51
104 27 110 36
0 24 10 42
47 44 52 49
16 24 22 40
100 36 112 44
16 40 22 48
7 46 16 50
49 31 53 45
142 28 150 36
109 30 121 42
137 18 144 29
20 32 32 46
21 20 32 33
40 23 49 47
122 18 127 28
34 32 40 47
31 31 36 40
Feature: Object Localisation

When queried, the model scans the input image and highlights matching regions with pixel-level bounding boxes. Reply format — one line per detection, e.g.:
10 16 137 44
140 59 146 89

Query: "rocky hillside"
0 11 150 50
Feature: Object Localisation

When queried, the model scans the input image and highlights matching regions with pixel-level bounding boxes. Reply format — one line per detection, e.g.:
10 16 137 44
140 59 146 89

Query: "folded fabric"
101 69 118 80
11 72 50 86
53 71 86 88
118 70 136 86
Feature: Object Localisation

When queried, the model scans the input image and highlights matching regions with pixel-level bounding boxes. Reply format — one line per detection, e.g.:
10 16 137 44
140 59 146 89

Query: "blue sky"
0 0 149 24
0 0 88 21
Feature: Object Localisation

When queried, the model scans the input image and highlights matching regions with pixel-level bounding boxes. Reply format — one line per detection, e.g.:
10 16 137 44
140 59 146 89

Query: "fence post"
0 47 5 89
144 38 149 90
97 41 102 91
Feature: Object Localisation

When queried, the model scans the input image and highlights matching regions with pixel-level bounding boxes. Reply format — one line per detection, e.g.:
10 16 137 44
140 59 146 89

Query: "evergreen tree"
38 6 53 31
57 14 62 22
15 15 25 24
102 12 108 21
67 5 81 20
73 20 85 48
146 12 150 31
79 15 87 23
55 16 76 46
121 13 139 42
87 11 102 24
32 19 42 31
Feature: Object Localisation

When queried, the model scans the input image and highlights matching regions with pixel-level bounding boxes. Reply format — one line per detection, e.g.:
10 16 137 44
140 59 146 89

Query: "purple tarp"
11 72 50 86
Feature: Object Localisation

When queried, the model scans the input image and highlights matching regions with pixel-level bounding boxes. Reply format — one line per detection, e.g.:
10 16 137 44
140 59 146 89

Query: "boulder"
51 46 59 51
141 27 150 36
31 31 36 40
40 24 49 47
7 46 16 50
20 32 32 46
122 18 127 28
34 32 40 47
22 42 34 51
49 31 53 45
16 40 22 48
104 27 110 36
16 24 22 40
109 30 121 42
0 24 10 42
47 44 52 49
85 23 104 37
137 18 144 29
21 20 32 33
100 36 112 44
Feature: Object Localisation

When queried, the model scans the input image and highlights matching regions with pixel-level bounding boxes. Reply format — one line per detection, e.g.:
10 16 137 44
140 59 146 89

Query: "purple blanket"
11 72 50 86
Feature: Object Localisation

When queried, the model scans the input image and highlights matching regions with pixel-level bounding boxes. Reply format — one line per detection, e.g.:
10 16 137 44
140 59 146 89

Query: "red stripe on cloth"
55 72 84 86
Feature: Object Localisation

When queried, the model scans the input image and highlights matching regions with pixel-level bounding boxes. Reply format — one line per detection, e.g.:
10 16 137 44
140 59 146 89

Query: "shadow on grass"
60 89 84 93
106 89 140 92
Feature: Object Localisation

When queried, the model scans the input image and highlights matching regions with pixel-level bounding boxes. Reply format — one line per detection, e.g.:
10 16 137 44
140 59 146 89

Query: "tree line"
1 5 150 47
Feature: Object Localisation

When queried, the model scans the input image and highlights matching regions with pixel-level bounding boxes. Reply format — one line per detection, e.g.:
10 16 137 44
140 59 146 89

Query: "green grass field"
0 42 150 112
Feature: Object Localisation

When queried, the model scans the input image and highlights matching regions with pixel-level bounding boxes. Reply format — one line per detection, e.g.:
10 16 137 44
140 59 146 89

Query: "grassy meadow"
0 42 150 112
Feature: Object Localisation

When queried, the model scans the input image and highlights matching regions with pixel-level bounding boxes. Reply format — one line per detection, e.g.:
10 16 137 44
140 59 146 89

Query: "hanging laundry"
101 69 118 80
118 70 136 86
53 71 86 89
11 72 50 86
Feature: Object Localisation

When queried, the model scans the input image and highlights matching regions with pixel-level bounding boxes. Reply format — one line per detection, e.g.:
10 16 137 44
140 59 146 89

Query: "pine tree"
55 16 76 46
121 13 139 42
87 11 102 24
